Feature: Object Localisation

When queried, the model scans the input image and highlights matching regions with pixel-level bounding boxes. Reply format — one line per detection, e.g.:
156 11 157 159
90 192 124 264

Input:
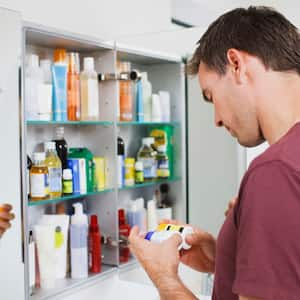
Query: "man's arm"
156 276 198 300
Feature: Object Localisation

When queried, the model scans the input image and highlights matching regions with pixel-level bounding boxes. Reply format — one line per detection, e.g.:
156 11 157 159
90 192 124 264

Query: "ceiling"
171 0 300 28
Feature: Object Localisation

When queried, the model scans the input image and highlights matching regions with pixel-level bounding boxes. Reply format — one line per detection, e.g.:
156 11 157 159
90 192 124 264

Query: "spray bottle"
70 203 88 279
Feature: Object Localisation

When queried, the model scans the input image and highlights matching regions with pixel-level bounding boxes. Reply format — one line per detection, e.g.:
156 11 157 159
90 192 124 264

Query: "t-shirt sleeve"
232 161 300 300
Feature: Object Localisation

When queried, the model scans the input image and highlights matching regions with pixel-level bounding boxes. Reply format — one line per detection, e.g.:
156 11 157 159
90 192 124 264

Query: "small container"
156 145 170 179
145 224 193 250
63 169 73 195
135 161 144 184
124 158 135 186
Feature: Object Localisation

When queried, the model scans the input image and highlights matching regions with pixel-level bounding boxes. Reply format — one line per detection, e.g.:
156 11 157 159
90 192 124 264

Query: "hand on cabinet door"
0 204 15 238
224 196 238 217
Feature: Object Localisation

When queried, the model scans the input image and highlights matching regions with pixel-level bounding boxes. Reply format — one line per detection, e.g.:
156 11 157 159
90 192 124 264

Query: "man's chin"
237 136 265 148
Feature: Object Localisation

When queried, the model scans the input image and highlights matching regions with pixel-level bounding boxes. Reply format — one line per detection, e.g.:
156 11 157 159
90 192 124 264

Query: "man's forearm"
156 276 198 300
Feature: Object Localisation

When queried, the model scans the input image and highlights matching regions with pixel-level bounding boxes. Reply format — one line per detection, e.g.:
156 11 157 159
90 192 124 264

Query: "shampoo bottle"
70 203 88 279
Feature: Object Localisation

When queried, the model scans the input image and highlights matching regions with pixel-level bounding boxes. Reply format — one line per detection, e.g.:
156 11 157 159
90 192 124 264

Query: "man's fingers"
0 212 15 221
0 220 11 230
0 204 13 211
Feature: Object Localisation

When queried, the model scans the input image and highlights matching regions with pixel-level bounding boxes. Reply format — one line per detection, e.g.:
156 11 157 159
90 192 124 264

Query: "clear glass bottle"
80 57 99 121
141 72 152 122
118 61 133 121
137 138 157 181
44 142 62 198
30 152 49 201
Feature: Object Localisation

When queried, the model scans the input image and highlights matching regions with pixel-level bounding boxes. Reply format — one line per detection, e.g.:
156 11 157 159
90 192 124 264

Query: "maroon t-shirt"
213 122 300 300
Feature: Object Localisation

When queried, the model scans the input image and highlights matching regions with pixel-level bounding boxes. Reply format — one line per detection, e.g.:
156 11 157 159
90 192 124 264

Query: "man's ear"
227 48 247 84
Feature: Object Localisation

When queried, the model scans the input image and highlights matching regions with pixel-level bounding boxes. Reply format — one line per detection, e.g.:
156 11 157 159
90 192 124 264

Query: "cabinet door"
0 8 25 300
187 76 242 236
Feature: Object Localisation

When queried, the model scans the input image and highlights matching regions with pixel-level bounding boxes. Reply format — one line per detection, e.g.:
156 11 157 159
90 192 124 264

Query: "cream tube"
34 225 56 289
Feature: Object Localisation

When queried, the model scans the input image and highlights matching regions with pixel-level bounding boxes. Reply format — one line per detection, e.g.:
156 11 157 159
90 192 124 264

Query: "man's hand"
225 196 238 217
160 219 216 273
129 226 197 300
0 204 15 238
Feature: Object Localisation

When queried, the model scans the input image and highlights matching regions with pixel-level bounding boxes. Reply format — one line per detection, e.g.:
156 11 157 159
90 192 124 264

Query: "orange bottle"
67 53 81 121
118 61 133 121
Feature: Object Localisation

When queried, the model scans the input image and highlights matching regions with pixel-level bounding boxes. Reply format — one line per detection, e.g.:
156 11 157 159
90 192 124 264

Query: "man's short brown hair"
187 6 300 76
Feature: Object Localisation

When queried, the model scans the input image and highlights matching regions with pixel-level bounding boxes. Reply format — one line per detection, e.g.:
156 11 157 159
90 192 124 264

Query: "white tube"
34 225 56 289
151 94 162 122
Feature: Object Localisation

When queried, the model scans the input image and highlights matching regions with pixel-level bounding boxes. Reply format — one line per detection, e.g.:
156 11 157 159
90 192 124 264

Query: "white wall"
0 0 173 40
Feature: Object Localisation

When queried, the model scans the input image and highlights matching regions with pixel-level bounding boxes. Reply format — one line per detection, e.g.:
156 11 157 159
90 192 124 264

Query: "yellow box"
94 157 106 190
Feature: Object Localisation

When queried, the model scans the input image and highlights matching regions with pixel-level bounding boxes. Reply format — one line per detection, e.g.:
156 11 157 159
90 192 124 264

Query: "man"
129 6 300 300
0 204 14 238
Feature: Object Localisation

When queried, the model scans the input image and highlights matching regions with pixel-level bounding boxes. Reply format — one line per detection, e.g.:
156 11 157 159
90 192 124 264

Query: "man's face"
198 62 265 147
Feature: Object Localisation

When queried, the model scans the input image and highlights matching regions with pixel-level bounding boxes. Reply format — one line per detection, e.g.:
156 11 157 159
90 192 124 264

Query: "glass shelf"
31 265 117 300
117 121 180 127
118 177 181 191
26 120 113 126
28 188 114 206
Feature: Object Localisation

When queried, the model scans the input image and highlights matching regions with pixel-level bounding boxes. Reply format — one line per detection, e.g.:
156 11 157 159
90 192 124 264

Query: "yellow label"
55 228 64 249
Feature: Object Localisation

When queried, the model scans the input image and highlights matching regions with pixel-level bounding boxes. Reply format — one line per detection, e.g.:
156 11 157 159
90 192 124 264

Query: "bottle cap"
141 72 148 81
125 157 135 165
117 61 131 73
40 59 51 69
27 54 39 68
71 203 88 225
157 145 167 153
135 161 143 171
44 141 56 151
53 49 67 63
33 152 45 162
142 137 153 146
55 127 65 139
83 57 95 71
144 231 154 241
63 169 72 180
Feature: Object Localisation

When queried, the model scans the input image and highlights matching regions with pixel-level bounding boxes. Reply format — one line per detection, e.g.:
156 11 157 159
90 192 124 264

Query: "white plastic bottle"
80 57 100 121
152 94 162 122
25 54 43 120
39 59 53 121
141 72 152 122
70 203 88 279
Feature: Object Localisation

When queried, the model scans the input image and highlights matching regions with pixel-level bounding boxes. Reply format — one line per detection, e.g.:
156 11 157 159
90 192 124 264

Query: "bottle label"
157 159 170 178
63 180 73 194
48 167 62 192
87 79 99 117
30 173 48 197
135 171 144 183
140 158 156 179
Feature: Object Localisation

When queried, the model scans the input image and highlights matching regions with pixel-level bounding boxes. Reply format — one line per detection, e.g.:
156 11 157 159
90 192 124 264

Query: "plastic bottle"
118 61 133 121
52 49 68 121
80 57 99 121
135 161 144 184
70 203 88 279
53 127 68 170
152 94 162 122
141 72 152 122
30 152 49 201
136 79 144 122
27 155 33 198
63 169 73 195
156 145 170 179
137 138 157 181
147 199 158 231
146 223 193 250
39 59 53 121
67 53 80 121
25 54 43 120
88 215 101 273
127 198 147 233
44 142 62 198
118 209 131 263
117 137 125 187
